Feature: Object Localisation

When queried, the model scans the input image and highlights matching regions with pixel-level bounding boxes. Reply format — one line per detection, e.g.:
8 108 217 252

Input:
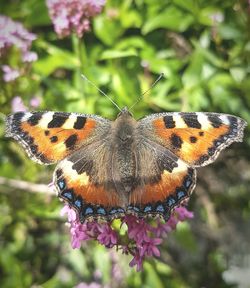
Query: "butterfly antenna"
81 74 122 112
129 73 164 111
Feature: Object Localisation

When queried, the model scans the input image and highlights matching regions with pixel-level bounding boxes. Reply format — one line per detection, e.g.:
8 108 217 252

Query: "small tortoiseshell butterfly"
5 108 247 222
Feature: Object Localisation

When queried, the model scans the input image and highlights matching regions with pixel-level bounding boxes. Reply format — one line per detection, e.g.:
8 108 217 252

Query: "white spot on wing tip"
220 115 230 125
22 112 33 121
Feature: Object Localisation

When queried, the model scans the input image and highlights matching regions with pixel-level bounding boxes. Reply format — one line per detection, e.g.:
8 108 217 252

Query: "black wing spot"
56 169 63 178
181 113 201 129
74 116 86 129
13 112 25 123
190 136 197 143
207 114 223 128
170 133 183 149
45 130 50 136
30 144 38 154
65 134 78 149
27 112 44 126
163 115 175 128
199 131 204 136
48 113 68 128
50 136 58 143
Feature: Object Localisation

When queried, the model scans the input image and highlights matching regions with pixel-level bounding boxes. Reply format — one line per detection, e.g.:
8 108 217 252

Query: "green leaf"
142 6 194 34
198 8 223 26
100 49 138 60
182 49 204 88
33 41 79 75
144 262 165 288
94 15 124 46
218 24 243 40
24 0 51 26
173 0 199 14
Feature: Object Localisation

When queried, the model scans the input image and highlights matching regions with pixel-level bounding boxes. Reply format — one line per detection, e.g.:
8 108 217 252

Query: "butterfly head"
117 107 133 118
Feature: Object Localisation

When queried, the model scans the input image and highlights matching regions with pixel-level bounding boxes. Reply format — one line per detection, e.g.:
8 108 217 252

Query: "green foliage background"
0 0 250 287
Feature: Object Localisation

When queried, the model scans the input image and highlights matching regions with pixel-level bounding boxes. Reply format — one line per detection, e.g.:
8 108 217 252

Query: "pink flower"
139 237 162 257
129 252 143 272
210 12 224 23
2 65 20 82
11 96 27 112
22 51 38 62
61 204 194 271
46 0 106 38
10 95 41 113
61 205 77 222
0 15 37 61
175 206 194 221
97 224 118 247
29 96 41 108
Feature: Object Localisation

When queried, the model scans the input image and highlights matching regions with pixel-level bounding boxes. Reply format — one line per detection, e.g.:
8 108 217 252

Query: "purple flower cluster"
0 15 37 62
46 0 106 38
0 15 37 85
11 96 41 113
2 65 20 82
61 205 193 271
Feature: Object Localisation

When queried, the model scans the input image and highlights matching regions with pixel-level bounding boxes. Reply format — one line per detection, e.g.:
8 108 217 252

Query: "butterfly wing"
126 138 196 220
126 112 247 219
138 112 247 167
54 139 126 222
5 111 111 164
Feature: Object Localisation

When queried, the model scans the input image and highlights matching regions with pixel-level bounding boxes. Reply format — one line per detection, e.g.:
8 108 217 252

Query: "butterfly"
5 108 247 222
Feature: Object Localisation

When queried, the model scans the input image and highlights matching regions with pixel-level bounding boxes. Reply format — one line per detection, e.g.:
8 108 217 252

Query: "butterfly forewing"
5 111 111 164
138 112 247 167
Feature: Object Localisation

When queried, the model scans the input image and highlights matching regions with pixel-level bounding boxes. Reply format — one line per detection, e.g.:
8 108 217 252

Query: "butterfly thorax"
110 110 138 199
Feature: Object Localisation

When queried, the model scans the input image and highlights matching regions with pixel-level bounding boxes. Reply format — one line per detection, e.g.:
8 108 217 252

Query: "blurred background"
0 0 250 287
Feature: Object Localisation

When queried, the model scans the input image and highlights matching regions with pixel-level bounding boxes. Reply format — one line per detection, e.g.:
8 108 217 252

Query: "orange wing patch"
20 117 96 162
128 160 196 220
129 160 195 205
56 160 120 206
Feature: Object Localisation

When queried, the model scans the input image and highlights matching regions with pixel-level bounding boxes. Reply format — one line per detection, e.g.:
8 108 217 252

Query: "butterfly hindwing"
127 140 196 220
53 139 126 222
5 111 111 164
139 112 247 167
